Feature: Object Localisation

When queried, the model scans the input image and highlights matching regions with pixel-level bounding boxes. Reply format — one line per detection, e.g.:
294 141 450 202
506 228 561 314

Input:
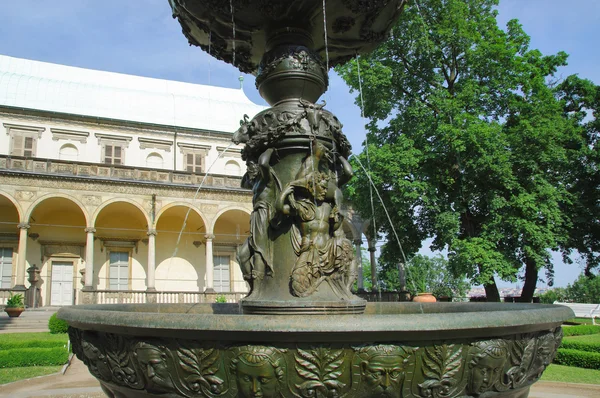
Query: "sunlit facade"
0 54 267 306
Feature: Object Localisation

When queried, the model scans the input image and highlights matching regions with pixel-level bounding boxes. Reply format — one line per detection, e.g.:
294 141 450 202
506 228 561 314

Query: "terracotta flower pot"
5 307 25 318
412 293 437 303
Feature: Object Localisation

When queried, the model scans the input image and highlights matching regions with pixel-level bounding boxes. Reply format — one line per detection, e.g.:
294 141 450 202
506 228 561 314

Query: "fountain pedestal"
58 1 575 397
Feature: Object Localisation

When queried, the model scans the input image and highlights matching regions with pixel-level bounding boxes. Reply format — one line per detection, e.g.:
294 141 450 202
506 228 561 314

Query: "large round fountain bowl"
59 302 572 398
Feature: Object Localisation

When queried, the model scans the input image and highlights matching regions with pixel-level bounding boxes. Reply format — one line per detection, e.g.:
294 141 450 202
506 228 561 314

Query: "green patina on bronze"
59 1 575 397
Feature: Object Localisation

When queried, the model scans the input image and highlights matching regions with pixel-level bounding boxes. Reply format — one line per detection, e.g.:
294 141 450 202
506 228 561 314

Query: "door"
50 261 74 306
213 255 230 293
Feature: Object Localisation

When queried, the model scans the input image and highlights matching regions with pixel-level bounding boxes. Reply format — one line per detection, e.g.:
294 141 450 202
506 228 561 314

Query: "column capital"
205 234 215 240
353 239 363 246
147 229 157 237
85 227 96 234
17 222 30 230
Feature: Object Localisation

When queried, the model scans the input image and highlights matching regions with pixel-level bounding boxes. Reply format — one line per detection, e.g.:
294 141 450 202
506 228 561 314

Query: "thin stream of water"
166 143 235 268
322 0 330 70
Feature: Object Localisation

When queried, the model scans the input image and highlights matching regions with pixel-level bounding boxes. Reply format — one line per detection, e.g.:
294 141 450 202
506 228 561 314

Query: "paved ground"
1 356 600 398
0 307 58 334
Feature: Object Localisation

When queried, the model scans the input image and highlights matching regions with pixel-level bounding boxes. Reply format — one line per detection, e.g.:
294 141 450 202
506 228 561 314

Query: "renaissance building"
0 54 268 306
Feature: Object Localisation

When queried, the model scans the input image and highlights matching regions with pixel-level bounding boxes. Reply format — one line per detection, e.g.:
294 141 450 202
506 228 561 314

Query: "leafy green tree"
556 76 600 277
566 274 600 304
538 288 568 304
337 0 579 301
401 254 470 298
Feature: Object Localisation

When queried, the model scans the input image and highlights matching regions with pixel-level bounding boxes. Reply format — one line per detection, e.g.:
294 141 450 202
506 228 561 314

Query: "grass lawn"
542 364 600 384
566 318 598 325
564 333 600 344
0 365 63 385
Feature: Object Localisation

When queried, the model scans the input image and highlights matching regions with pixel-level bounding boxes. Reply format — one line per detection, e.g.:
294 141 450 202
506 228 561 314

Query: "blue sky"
1 0 598 287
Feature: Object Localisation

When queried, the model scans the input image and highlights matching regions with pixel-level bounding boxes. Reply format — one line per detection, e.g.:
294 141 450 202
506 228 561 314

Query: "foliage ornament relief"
69 326 563 398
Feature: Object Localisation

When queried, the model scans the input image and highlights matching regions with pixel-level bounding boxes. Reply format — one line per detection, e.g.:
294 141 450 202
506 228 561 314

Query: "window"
4 123 44 158
104 144 123 165
146 152 164 168
109 251 129 290
213 255 230 293
0 248 13 288
225 160 241 175
185 152 204 173
59 144 79 161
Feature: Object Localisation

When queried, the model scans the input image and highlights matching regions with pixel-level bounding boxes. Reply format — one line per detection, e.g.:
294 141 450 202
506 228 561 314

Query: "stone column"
204 234 215 293
83 228 96 289
146 229 157 292
354 239 364 291
14 223 30 291
368 239 378 292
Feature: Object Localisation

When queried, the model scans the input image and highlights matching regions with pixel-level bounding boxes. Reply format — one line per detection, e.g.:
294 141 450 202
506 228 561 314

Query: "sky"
1 0 598 288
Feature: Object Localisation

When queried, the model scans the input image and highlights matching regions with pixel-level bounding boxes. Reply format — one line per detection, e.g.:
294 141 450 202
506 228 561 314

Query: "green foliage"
48 313 69 334
5 293 24 308
565 274 600 303
541 364 600 385
554 348 600 370
401 254 470 297
561 340 600 354
336 0 598 301
215 294 227 303
562 325 600 337
538 288 568 304
0 366 63 385
0 347 69 368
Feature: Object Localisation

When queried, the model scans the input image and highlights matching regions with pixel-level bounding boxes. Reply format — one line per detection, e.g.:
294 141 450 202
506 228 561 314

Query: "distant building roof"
0 54 266 133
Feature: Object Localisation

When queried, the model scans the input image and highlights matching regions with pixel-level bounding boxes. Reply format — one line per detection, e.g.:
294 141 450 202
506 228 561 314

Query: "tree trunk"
520 258 538 302
484 278 501 302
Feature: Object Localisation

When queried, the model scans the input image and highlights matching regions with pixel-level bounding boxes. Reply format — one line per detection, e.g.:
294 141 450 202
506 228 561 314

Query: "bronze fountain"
58 1 573 397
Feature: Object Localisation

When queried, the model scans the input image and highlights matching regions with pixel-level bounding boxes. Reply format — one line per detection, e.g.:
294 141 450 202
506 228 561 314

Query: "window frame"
107 250 131 291
4 123 45 158
0 247 15 289
213 254 231 293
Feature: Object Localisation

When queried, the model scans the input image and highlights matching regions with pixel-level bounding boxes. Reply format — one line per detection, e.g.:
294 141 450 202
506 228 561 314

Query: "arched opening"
212 209 250 293
224 160 241 176
59 143 79 161
29 196 87 306
94 201 149 291
146 152 164 169
155 206 206 291
0 194 20 289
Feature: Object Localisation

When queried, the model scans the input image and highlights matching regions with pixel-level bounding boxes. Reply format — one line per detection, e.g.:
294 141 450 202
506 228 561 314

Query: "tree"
401 254 470 298
566 274 600 304
337 0 578 301
556 76 600 278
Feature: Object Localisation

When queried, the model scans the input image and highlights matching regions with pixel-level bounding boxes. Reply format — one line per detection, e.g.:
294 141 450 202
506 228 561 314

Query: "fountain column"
146 229 157 291
368 238 378 292
204 234 215 292
354 238 364 290
84 227 95 289
13 222 30 290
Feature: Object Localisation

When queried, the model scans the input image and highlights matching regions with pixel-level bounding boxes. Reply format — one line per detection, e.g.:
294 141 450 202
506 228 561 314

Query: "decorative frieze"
15 190 36 201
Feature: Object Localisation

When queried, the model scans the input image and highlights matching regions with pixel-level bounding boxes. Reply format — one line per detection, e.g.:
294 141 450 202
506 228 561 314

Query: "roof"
0 54 266 133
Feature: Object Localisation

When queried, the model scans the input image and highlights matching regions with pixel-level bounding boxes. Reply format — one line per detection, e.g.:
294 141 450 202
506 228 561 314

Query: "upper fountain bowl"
168 0 408 74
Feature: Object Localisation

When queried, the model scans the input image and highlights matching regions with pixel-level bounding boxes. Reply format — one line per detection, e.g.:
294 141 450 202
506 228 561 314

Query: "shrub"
215 294 228 303
554 348 600 370
563 325 600 337
5 293 24 308
0 347 69 368
561 340 600 354
48 313 69 334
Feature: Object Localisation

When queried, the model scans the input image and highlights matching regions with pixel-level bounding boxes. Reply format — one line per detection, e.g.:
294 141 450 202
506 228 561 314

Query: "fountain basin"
59 302 572 397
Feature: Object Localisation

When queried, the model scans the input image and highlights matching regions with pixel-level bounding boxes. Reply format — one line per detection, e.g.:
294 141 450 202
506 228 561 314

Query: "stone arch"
92 198 150 227
25 193 90 227
341 218 360 241
59 143 79 161
0 190 24 222
224 159 241 175
146 152 164 168
154 202 208 231
209 206 251 234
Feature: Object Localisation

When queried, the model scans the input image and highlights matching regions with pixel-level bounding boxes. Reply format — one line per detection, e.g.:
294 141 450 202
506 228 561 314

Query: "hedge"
48 313 69 334
561 340 600 354
0 339 65 350
554 348 600 370
0 347 69 368
562 325 600 337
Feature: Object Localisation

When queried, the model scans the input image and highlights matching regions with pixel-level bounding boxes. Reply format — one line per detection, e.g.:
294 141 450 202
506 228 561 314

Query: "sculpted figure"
230 346 286 398
134 342 174 393
468 340 508 396
237 148 281 294
355 345 412 398
277 140 355 297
